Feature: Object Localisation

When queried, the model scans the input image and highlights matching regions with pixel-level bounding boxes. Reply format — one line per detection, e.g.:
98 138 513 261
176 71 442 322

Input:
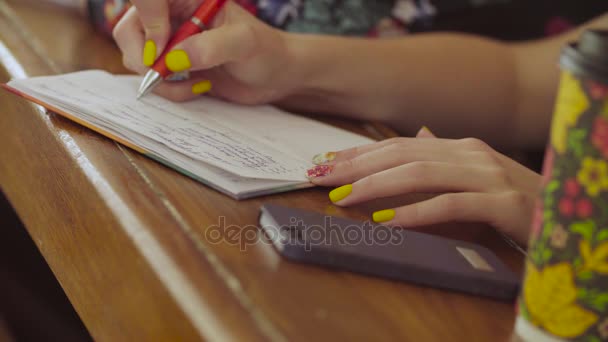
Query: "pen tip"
137 70 162 100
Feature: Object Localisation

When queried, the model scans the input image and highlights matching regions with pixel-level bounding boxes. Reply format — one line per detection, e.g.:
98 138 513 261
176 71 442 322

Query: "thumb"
131 0 171 66
165 23 258 73
416 126 437 139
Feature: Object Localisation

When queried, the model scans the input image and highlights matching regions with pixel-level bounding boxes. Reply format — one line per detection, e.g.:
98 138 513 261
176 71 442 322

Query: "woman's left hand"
306 127 541 246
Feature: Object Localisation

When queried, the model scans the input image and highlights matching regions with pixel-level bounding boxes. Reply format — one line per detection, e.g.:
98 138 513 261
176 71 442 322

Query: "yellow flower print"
551 72 589 154
580 239 608 274
577 157 608 197
523 262 598 338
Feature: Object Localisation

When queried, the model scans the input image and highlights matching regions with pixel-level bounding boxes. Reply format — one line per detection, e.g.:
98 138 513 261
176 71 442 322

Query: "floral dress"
94 0 607 39
232 0 606 39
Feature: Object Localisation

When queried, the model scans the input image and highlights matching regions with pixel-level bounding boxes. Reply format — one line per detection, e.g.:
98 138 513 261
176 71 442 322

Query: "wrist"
278 32 344 112
281 32 321 96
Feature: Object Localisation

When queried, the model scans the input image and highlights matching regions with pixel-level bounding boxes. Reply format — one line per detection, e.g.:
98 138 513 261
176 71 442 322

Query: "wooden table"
0 1 524 340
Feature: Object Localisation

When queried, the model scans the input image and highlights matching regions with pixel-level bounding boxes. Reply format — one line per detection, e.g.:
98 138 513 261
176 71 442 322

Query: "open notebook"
3 70 374 199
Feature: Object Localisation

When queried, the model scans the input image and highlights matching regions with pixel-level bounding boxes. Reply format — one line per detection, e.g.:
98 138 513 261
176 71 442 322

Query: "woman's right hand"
113 0 296 103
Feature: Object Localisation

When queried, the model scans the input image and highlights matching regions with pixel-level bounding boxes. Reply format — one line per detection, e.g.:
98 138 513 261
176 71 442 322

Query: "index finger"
312 137 449 165
130 0 171 56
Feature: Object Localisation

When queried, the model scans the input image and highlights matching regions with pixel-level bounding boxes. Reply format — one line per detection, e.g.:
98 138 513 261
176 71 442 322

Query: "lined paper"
7 70 374 198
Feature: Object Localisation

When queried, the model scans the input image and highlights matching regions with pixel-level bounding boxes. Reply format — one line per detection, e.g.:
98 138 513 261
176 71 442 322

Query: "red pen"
137 0 229 99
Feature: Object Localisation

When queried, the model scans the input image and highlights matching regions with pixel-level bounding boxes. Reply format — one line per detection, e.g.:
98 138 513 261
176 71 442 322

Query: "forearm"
279 13 607 149
511 13 608 148
280 33 520 147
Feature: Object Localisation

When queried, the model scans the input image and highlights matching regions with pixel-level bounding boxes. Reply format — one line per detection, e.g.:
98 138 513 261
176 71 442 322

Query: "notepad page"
7 70 373 197
125 131 308 198
169 89 375 159
91 116 308 197
10 70 315 181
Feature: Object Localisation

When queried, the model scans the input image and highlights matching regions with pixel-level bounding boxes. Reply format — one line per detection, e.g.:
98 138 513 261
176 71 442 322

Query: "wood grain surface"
0 1 524 340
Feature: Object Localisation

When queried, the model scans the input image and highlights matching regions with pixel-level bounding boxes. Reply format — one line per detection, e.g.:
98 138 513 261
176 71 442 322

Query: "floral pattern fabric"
233 0 500 37
230 0 597 39
94 0 604 40
520 72 608 341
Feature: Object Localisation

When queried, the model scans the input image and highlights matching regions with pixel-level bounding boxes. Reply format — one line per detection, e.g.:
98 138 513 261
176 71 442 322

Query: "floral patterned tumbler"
515 30 608 341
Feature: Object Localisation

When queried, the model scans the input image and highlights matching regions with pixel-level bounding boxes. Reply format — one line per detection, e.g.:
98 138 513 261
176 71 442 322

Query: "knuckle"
192 33 211 66
459 137 489 152
112 9 131 42
405 203 424 226
377 144 401 159
337 159 358 181
237 22 255 34
436 194 460 218
470 150 501 167
382 137 407 149
351 145 363 157
122 55 137 72
144 19 169 36
113 30 130 53
384 142 405 154
357 173 376 191
489 166 511 187
123 57 147 75
235 22 257 42
469 150 488 162
405 161 430 179
232 22 258 56
112 24 123 42
386 137 406 146
503 191 530 211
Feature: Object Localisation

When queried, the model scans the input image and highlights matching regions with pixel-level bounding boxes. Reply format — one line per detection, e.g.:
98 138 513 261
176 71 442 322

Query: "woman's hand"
306 127 541 245
113 0 296 103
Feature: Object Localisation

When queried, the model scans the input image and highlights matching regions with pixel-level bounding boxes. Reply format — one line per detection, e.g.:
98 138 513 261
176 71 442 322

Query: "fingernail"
165 50 192 72
372 209 395 223
306 165 334 179
143 40 157 67
421 126 432 134
192 80 212 95
312 152 336 165
329 184 352 203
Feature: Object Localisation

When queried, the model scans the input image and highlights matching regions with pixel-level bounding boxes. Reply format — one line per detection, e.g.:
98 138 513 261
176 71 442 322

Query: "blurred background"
19 0 608 39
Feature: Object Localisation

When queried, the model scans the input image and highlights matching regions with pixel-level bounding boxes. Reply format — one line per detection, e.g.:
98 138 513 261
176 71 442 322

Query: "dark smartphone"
259 204 521 301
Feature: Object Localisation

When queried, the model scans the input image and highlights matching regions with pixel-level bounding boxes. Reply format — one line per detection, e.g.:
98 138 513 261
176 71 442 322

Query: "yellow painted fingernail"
373 209 395 223
329 184 352 203
165 50 191 72
143 40 157 67
421 126 432 134
192 80 212 95
312 152 336 165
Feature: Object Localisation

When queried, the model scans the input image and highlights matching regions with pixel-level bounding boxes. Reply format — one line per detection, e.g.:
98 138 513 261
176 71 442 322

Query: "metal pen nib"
137 70 163 100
